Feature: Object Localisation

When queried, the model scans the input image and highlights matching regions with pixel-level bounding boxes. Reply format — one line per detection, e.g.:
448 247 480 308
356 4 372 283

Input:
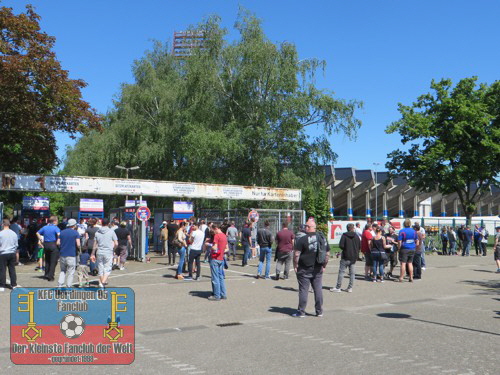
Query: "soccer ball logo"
60 314 85 339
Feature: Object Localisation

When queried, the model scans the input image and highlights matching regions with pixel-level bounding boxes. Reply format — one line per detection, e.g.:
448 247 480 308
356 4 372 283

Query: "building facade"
325 166 500 219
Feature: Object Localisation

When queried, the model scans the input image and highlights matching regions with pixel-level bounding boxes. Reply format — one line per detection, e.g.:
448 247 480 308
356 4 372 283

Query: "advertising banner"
22 196 49 211
1 173 301 202
79 199 104 212
327 219 404 245
173 201 193 220
11 288 135 365
125 200 147 207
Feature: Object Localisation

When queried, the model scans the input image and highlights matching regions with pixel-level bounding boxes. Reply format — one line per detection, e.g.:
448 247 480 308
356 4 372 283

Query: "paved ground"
0 252 498 374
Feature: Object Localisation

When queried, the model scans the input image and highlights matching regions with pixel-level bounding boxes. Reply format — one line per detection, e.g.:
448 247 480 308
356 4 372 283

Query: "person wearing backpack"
330 223 360 293
292 218 329 317
440 227 449 255
448 227 457 255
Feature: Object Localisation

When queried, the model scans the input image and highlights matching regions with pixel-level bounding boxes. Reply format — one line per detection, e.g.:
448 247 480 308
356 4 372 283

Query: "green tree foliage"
303 186 330 226
0 3 101 173
386 77 500 224
64 11 361 203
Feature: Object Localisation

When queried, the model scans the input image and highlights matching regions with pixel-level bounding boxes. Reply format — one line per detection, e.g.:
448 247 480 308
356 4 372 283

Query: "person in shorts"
36 241 45 272
494 226 500 273
77 249 90 287
397 219 419 282
114 221 131 271
91 218 118 288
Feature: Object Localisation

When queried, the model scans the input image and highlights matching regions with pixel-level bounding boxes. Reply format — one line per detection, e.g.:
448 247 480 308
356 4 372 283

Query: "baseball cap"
162 221 167 224
67 218 77 227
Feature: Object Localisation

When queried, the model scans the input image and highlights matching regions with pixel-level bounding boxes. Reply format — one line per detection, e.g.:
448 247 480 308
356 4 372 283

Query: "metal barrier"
198 208 305 237
419 218 499 252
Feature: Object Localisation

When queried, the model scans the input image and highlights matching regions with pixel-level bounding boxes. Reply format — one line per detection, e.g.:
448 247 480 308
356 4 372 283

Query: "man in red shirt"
361 224 373 280
275 222 295 280
208 224 228 301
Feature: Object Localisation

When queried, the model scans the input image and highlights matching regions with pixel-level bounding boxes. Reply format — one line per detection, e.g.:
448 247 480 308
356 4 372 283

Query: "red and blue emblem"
10 287 135 365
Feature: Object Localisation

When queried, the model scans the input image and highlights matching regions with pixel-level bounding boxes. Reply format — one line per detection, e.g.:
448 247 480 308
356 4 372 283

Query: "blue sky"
8 0 500 171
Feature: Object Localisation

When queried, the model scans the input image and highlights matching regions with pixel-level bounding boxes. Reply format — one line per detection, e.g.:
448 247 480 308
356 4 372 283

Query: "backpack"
316 232 328 265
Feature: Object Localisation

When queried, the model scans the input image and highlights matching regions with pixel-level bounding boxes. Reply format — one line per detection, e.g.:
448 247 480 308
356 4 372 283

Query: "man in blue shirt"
58 219 80 287
397 219 419 283
462 226 473 256
473 224 481 256
37 216 61 281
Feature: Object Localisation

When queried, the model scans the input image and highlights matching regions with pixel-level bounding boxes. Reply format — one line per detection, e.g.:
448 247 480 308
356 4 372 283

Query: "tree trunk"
465 210 474 227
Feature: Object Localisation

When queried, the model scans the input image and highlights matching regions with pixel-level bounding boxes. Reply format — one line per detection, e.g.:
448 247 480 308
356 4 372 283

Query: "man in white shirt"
355 222 363 239
414 222 427 270
199 220 208 234
480 227 488 256
186 223 205 280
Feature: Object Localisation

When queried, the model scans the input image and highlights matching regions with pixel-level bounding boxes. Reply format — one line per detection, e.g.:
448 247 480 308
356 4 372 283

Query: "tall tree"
64 11 362 210
386 77 500 224
0 3 101 173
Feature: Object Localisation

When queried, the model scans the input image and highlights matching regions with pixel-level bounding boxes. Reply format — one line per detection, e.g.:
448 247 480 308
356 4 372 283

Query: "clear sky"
7 0 500 171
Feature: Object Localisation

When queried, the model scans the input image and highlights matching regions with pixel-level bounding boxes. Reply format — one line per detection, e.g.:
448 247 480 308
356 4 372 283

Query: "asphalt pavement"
0 252 498 375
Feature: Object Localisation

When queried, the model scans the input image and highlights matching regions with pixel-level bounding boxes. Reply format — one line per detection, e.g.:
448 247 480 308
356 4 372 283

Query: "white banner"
1 173 301 202
173 201 194 213
79 198 104 212
125 200 147 207
327 219 405 245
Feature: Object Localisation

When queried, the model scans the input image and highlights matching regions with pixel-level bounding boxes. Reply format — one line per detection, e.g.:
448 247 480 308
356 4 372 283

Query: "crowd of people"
0 215 132 291
1 213 500 316
439 224 490 257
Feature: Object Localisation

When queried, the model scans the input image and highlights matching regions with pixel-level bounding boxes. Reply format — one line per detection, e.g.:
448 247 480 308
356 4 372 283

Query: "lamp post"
373 162 380 221
115 165 140 202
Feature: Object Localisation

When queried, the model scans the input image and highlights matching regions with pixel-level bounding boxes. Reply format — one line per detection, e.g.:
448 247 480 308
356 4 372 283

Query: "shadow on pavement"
377 312 500 336
268 306 297 315
473 269 496 273
378 313 411 319
460 279 500 294
189 290 212 299
274 286 298 292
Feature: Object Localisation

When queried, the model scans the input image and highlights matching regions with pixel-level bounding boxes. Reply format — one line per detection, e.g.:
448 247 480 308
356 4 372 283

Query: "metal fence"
198 208 305 237
419 218 499 252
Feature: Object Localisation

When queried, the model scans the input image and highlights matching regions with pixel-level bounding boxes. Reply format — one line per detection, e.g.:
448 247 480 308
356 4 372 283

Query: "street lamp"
373 162 380 221
115 165 140 202
115 165 140 179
